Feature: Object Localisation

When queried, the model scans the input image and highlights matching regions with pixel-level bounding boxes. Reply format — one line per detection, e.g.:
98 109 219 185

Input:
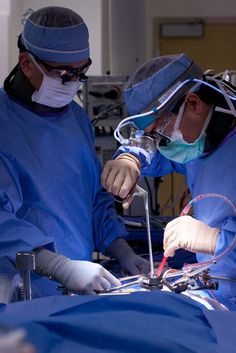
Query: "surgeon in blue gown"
0 6 149 300
102 54 236 303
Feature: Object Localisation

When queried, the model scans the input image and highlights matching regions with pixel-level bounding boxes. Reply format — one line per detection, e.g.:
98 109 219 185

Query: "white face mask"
31 57 82 108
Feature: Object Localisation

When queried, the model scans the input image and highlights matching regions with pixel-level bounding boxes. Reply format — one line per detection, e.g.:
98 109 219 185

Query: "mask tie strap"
199 105 213 138
218 81 236 117
173 100 213 142
173 101 185 130
28 53 45 76
211 78 236 118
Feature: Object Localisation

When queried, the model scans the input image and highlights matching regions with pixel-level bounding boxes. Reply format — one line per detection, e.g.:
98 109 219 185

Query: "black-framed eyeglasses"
29 51 92 84
146 131 171 147
142 112 174 147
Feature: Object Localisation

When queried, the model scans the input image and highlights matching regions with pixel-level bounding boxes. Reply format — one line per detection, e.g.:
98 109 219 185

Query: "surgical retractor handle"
135 185 155 278
16 251 35 300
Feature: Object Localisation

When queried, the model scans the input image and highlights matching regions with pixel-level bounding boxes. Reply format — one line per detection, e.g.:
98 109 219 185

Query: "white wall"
0 15 9 85
109 0 147 76
0 1 11 84
0 0 104 85
9 0 23 72
1 0 236 85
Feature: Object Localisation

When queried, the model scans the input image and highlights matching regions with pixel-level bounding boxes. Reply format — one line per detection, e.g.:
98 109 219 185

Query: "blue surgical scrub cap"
20 6 89 63
124 53 203 129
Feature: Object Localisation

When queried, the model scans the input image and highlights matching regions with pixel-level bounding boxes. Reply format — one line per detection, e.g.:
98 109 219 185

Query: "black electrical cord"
92 103 125 127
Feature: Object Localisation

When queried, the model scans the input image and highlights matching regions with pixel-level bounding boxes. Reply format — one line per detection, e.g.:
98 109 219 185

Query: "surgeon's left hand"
164 215 219 257
119 253 150 275
107 237 150 275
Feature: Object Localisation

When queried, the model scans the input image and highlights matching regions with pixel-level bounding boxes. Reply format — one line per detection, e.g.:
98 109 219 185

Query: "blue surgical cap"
20 6 89 63
124 53 203 129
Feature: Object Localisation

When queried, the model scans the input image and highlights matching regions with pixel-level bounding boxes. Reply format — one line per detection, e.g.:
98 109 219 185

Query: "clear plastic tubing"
180 193 236 271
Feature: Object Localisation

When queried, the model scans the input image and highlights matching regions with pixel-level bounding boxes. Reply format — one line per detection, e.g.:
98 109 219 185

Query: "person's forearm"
107 237 134 260
34 247 69 280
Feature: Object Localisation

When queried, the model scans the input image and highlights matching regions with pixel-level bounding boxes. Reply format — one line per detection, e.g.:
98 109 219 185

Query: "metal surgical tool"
134 185 155 278
116 185 155 279
16 251 35 300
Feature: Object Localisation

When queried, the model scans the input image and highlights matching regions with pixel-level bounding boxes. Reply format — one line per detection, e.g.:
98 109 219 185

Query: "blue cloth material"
1 291 236 353
0 89 127 280
21 17 89 62
113 145 157 166
124 54 194 116
203 310 236 353
116 129 236 297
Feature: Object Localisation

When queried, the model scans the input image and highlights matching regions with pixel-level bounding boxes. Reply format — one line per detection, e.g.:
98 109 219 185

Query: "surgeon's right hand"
60 260 121 294
101 153 141 206
163 215 219 257
35 248 121 294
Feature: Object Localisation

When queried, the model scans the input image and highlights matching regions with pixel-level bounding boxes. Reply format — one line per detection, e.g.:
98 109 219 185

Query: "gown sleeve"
113 145 186 177
0 152 55 261
83 116 128 255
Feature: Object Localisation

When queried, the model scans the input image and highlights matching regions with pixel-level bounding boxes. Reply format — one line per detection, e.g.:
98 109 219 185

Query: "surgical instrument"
16 251 35 300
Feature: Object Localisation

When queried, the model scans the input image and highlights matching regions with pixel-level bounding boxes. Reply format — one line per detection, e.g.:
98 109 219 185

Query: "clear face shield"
114 72 236 152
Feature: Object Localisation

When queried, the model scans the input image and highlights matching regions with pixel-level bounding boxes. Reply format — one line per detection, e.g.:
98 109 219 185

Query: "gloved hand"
107 237 150 275
101 153 140 207
163 215 219 257
35 248 121 294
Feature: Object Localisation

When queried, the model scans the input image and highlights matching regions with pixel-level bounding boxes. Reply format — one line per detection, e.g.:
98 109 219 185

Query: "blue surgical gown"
0 89 126 264
117 129 236 297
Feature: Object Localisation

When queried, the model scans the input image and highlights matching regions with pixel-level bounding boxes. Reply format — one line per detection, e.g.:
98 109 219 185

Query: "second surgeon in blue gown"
102 54 236 301
0 6 149 298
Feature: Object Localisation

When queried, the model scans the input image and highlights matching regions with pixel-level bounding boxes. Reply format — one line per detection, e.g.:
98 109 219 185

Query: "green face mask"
156 102 213 163
157 130 206 163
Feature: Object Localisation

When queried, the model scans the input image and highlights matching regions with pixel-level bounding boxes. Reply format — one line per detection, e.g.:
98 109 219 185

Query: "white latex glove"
101 153 140 206
163 215 219 257
35 248 121 294
0 328 36 353
107 237 150 275
59 260 121 294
